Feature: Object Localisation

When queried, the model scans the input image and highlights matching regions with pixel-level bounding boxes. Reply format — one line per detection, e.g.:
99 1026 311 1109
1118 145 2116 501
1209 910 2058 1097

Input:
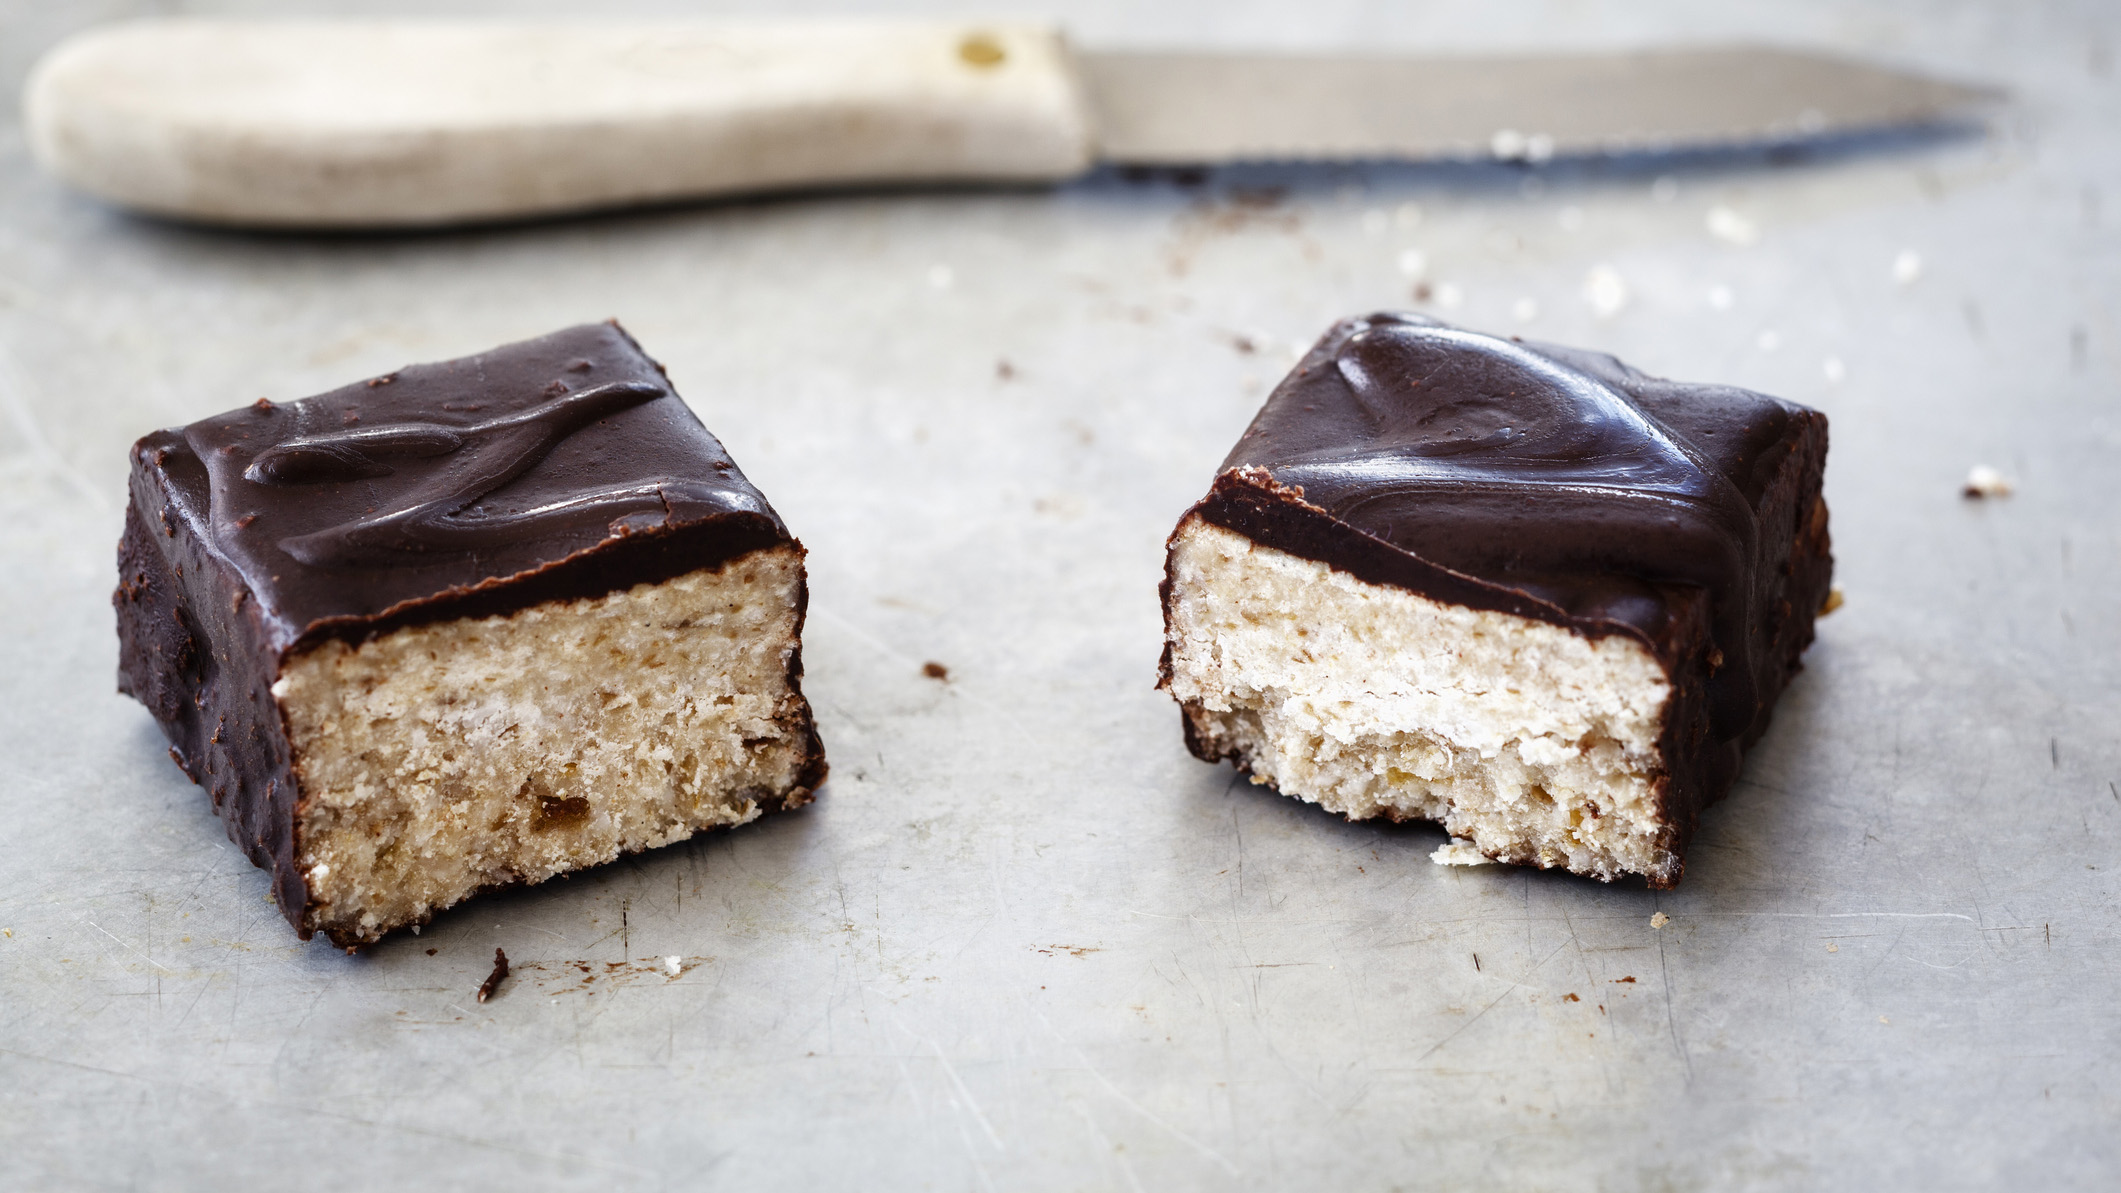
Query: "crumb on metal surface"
477 948 509 1003
1431 839 1493 867
1963 465 2014 498
1582 265 1628 317
1707 205 1761 246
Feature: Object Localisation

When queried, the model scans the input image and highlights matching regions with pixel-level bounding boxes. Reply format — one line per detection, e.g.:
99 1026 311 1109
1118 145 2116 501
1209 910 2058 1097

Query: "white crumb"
1822 356 1846 383
1963 465 2014 498
1396 249 1428 278
1511 297 1539 322
1707 284 1735 311
1651 912 1670 929
1583 265 1628 317
1706 206 1760 246
1892 250 1923 285
1431 839 1495 867
1433 282 1465 309
663 956 683 977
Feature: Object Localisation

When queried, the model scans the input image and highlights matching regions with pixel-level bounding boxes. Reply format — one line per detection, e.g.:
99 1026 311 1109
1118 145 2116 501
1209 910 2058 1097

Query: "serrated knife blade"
1079 45 1998 163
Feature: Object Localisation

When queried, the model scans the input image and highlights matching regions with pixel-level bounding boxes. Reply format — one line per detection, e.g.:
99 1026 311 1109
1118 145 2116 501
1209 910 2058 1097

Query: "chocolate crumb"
476 947 510 1002
1412 282 1433 302
1819 586 1845 615
364 372 398 388
996 359 1016 380
542 380 571 396
341 410 360 426
251 397 274 413
235 513 257 528
1614 975 1637 983
426 948 438 956
921 661 949 680
1564 992 1580 1002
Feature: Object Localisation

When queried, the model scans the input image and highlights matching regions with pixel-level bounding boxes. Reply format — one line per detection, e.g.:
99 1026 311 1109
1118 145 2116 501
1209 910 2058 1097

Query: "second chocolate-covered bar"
1160 313 1831 886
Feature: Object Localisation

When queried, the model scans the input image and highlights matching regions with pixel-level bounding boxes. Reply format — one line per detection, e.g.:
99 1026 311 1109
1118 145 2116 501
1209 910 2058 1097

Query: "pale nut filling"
279 548 813 944
1165 519 1678 882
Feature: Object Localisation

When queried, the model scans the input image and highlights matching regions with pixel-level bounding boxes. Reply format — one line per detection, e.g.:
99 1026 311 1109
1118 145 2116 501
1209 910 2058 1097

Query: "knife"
23 19 1995 229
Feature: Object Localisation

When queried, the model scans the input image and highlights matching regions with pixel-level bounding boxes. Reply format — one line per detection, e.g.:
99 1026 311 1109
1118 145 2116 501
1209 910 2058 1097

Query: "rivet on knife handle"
23 19 1098 228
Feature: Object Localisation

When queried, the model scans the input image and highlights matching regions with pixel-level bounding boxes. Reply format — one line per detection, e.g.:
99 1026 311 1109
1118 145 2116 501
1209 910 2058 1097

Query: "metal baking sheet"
2 2 2115 1189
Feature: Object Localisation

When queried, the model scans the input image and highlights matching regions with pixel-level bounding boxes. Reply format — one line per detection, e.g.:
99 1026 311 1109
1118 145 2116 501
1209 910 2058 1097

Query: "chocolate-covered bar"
1159 313 1830 886
116 322 825 947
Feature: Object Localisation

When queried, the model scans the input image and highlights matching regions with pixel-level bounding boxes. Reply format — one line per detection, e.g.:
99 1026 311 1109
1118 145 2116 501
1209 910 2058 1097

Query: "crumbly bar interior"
278 548 813 945
1164 519 1680 883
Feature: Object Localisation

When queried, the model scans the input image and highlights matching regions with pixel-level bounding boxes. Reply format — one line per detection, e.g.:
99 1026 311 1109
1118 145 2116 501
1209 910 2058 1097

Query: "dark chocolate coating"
1165 313 1831 884
115 322 826 943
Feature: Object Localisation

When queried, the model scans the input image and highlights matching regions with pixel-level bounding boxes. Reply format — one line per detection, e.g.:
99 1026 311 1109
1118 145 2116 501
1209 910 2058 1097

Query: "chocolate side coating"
115 321 826 942
1162 313 1831 883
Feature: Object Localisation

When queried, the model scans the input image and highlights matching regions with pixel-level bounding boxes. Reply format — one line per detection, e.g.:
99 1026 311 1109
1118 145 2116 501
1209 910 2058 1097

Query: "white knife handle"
24 19 1097 228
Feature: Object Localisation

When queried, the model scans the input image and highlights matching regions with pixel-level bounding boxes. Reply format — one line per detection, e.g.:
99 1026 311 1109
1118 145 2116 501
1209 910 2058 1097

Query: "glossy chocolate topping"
1194 311 1830 750
170 321 788 653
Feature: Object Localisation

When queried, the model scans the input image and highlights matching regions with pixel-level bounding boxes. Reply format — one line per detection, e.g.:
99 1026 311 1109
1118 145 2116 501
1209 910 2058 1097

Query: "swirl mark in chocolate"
244 424 464 485
260 379 668 566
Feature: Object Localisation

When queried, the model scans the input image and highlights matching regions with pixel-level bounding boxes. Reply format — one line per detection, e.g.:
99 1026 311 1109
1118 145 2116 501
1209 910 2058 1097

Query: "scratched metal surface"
2 1 2117 1189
